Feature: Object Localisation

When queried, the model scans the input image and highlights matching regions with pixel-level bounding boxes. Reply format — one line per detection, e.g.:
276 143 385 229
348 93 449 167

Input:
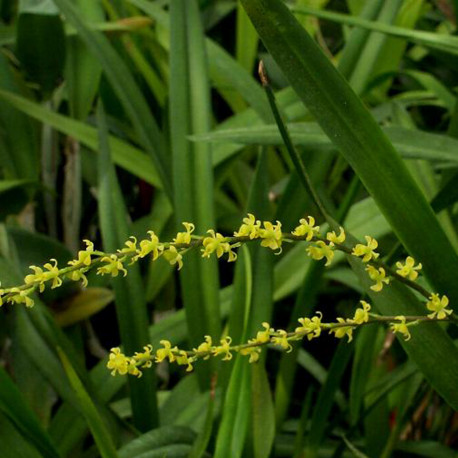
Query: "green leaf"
57 348 118 458
292 4 458 57
53 0 172 198
96 101 158 431
16 0 65 96
169 0 220 387
192 123 458 165
118 426 196 458
0 89 161 187
251 364 275 458
0 366 60 458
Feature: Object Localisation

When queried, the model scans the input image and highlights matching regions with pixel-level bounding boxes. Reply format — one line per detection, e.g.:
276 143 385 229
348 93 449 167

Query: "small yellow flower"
97 255 127 277
66 269 88 287
156 340 179 363
259 221 283 252
163 246 183 270
330 318 354 342
118 236 138 255
326 227 346 246
137 231 164 260
24 266 46 292
43 259 63 289
0 288 4 307
396 256 422 281
194 336 214 359
351 301 371 324
365 265 390 292
271 330 292 352
390 316 411 341
255 322 273 343
133 344 154 368
239 345 261 363
292 216 319 241
295 312 322 340
173 223 195 245
306 241 334 266
176 350 195 372
234 213 261 239
213 337 233 361
352 236 379 263
107 347 130 376
426 294 452 320
8 287 34 307
202 230 231 258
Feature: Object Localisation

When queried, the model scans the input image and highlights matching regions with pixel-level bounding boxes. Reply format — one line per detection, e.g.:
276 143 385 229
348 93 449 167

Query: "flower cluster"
107 301 434 377
0 215 453 331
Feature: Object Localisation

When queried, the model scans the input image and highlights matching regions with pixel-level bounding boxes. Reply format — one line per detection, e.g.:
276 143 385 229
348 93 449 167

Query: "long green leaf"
0 90 161 186
57 348 118 458
192 123 458 165
169 0 221 387
53 0 171 198
292 4 458 56
97 102 158 430
0 366 60 458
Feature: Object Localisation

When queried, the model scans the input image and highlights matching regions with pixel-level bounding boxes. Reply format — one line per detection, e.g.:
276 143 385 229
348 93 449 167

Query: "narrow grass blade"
97 102 158 430
0 89 161 186
169 0 220 386
292 4 458 56
53 0 172 198
0 366 60 458
57 348 118 458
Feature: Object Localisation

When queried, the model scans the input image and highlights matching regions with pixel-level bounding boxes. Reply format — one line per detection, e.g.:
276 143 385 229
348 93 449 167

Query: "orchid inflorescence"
0 214 453 376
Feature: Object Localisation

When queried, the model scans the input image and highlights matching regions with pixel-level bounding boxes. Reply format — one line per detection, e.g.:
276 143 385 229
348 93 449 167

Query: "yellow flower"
0 288 4 307
118 236 138 255
137 231 164 260
295 312 322 340
306 241 334 266
352 236 379 263
351 301 371 324
43 259 63 289
255 322 273 343
292 216 319 241
133 344 154 368
163 246 183 270
107 347 130 376
426 294 452 320
213 337 233 361
390 316 411 341
259 221 283 252
97 255 127 277
24 266 46 292
155 340 179 363
330 318 354 342
202 230 231 258
326 227 346 246
271 330 292 352
176 350 195 372
173 223 195 245
234 213 261 239
194 335 214 359
365 265 390 292
8 287 34 308
240 345 261 363
396 256 422 281
66 269 88 287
